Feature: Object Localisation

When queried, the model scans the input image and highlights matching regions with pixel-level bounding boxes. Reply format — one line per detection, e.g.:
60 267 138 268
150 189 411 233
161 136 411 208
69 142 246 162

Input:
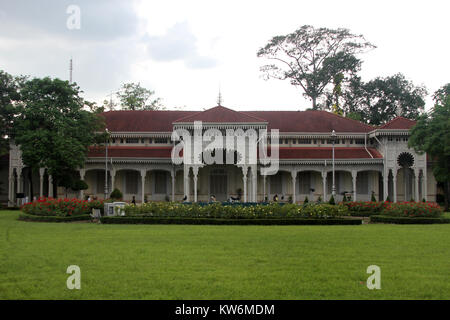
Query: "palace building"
3 105 438 206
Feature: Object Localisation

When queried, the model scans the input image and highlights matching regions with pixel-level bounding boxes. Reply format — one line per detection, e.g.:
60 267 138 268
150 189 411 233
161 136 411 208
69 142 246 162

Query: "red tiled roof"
100 110 196 132
100 107 375 133
244 110 374 132
88 146 173 158
378 117 416 130
88 146 381 160
277 147 382 159
173 106 267 123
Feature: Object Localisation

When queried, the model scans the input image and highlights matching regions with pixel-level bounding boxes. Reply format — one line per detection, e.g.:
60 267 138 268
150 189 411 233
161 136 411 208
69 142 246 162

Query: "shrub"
385 196 391 202
100 216 361 225
110 188 123 200
304 196 309 204
328 195 335 205
316 196 322 203
371 192 377 202
21 197 104 217
343 201 384 217
18 213 91 223
380 201 443 218
370 215 450 224
123 202 349 219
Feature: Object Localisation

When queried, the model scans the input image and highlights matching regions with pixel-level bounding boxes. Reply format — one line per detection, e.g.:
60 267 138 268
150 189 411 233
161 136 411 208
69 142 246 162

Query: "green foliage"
343 201 384 217
257 25 374 109
316 196 322 203
100 216 360 225
342 73 427 125
370 215 450 224
328 195 335 205
123 202 349 219
21 197 104 217
18 213 91 223
409 85 450 210
381 202 443 218
371 192 377 202
116 82 163 110
303 196 309 204
386 196 391 202
13 77 106 189
110 188 123 200
71 180 88 191
0 70 25 156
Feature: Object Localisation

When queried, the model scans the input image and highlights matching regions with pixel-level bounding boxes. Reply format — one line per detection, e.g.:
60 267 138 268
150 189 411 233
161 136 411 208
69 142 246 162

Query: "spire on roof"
217 87 223 106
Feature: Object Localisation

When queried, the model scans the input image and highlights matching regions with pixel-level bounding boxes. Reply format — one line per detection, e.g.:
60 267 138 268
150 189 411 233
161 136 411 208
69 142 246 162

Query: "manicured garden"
18 197 449 225
1 209 450 299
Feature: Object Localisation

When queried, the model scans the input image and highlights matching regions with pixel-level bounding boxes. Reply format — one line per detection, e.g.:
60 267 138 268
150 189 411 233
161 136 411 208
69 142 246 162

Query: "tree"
116 82 162 110
0 70 25 156
257 25 375 109
13 77 106 195
342 73 427 125
408 84 450 211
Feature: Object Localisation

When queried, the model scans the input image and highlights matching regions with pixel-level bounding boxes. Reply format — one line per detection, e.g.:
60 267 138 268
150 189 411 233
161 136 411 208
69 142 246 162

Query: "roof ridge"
379 116 416 129
173 105 268 123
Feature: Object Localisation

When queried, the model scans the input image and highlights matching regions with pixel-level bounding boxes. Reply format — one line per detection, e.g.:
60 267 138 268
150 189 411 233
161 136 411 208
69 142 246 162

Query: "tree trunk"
312 97 317 110
28 170 34 201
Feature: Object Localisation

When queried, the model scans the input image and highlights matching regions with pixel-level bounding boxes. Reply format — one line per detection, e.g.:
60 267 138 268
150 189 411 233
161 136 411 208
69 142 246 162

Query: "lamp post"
104 128 109 200
331 130 336 198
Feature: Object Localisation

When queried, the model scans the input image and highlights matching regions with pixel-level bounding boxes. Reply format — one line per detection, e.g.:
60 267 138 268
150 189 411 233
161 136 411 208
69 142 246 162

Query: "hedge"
125 202 349 219
370 215 450 224
100 216 362 225
18 213 91 223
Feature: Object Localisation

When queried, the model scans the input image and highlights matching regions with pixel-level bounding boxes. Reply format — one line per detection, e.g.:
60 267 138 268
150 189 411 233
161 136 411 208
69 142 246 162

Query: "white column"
423 167 428 202
291 171 297 204
39 168 45 198
184 165 190 202
242 166 248 203
110 169 116 193
414 168 419 202
252 166 257 202
383 170 389 201
79 169 85 200
352 171 357 202
322 171 327 202
393 169 397 203
193 166 198 203
140 170 146 203
171 170 175 202
262 175 266 202
48 174 54 198
8 171 13 207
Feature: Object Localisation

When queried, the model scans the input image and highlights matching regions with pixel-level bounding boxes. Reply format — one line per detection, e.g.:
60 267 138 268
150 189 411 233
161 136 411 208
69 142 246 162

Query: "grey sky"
0 0 448 111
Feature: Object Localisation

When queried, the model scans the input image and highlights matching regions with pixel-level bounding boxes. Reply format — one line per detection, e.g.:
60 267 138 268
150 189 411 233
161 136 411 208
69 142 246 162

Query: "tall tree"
409 84 450 210
342 73 427 125
0 70 25 156
13 77 106 194
116 82 163 110
257 25 375 109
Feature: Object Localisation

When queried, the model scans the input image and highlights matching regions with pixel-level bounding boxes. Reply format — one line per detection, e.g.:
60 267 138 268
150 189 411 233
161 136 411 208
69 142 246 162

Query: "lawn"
1 210 449 300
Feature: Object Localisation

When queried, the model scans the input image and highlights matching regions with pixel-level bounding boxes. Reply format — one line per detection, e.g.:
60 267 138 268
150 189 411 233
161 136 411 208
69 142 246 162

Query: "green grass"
1 210 450 300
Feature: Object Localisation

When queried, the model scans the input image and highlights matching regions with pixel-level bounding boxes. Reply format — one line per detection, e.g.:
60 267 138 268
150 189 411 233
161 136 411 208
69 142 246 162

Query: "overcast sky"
0 0 448 111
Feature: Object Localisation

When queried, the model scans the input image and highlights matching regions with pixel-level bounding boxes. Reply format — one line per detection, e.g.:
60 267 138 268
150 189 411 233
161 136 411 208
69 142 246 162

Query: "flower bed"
381 201 443 218
124 202 349 219
21 197 104 217
343 201 443 218
342 201 384 216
